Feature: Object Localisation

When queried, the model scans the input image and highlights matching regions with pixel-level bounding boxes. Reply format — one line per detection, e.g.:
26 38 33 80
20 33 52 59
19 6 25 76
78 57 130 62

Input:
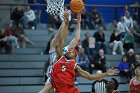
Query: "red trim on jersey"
129 78 140 93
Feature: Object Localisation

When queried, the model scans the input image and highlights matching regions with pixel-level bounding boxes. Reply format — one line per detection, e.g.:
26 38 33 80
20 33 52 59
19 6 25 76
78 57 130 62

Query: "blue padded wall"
28 0 139 23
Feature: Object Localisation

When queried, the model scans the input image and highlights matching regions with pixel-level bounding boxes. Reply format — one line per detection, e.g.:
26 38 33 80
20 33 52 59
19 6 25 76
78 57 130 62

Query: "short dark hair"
121 55 127 61
111 78 119 90
134 63 140 70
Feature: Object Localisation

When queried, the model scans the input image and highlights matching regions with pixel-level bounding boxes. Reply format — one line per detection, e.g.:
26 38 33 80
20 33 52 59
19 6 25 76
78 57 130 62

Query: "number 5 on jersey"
62 65 66 72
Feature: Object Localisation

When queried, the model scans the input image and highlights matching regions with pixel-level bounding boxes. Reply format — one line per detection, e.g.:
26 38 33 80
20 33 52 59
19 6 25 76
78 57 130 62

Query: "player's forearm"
62 21 69 40
75 22 81 41
67 22 80 49
56 38 64 58
76 66 108 80
58 21 65 36
89 73 108 80
83 71 107 80
58 19 69 40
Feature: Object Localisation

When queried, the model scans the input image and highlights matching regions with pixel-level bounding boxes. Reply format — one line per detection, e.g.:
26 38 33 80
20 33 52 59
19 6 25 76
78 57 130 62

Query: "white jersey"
49 46 68 65
63 46 69 55
49 51 57 65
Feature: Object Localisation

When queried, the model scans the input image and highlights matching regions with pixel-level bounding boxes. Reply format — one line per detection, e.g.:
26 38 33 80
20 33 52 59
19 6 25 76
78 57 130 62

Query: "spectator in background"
124 11 133 30
113 20 118 28
132 20 140 42
107 20 117 31
93 26 107 54
109 27 124 55
24 6 36 29
135 54 140 62
81 8 90 29
45 34 55 54
94 49 106 72
132 1 140 24
82 32 89 52
76 47 89 70
124 4 129 12
82 32 96 59
14 23 34 48
135 54 140 65
123 31 134 51
91 70 108 93
117 16 129 38
47 13 55 32
106 78 119 93
127 49 137 76
89 49 106 74
118 55 132 82
0 29 11 54
89 54 95 74
10 5 24 28
4 23 19 48
89 7 104 29
28 0 42 26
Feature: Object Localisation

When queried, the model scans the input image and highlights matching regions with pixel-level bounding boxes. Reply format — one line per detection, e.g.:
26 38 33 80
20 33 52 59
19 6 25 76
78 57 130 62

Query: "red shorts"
56 87 80 93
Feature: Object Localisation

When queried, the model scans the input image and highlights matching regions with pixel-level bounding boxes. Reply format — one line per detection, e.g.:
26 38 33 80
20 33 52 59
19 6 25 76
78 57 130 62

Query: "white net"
46 0 65 18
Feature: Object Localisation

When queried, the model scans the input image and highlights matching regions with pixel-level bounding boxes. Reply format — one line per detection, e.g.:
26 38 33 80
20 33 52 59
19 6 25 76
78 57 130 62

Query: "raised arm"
55 37 65 58
67 13 81 49
61 10 71 40
75 65 119 80
49 10 70 53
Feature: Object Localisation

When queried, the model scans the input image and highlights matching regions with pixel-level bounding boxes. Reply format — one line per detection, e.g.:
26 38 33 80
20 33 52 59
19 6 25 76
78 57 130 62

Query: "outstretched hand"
106 68 119 76
65 10 71 17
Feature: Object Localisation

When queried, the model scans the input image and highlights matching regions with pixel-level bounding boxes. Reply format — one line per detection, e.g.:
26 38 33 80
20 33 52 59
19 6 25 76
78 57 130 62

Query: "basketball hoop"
46 0 65 18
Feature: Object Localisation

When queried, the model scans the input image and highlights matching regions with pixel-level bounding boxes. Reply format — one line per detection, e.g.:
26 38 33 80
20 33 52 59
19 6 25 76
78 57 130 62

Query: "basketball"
70 0 84 13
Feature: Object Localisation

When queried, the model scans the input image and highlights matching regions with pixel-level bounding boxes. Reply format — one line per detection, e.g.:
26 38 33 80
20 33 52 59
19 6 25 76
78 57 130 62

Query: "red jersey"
51 56 80 93
129 78 140 93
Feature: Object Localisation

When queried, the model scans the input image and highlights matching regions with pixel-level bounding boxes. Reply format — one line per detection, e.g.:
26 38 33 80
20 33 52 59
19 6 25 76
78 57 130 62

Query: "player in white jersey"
38 11 81 93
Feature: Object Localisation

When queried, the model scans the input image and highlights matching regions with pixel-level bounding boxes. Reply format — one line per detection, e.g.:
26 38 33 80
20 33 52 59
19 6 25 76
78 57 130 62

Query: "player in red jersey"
39 10 81 93
129 64 140 93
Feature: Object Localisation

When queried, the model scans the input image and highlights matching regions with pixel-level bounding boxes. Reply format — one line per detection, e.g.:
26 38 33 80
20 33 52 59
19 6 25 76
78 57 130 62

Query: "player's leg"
39 71 53 93
38 82 53 93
